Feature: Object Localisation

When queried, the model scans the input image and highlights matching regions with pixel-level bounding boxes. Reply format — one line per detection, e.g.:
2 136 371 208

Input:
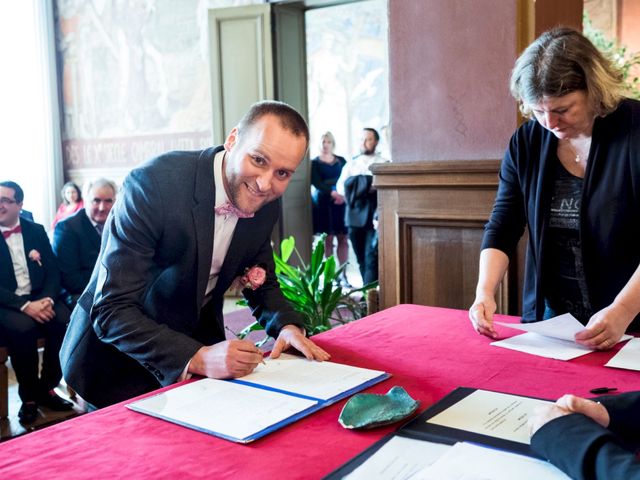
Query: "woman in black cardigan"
469 27 640 347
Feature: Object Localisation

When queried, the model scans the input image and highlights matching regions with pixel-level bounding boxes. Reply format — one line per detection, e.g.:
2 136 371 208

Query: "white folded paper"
492 313 631 361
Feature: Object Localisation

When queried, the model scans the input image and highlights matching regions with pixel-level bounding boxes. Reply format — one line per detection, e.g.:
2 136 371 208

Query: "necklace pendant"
575 154 581 163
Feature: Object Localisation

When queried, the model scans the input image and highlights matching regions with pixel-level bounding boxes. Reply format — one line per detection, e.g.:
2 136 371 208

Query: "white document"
127 378 316 441
414 442 570 480
493 314 632 360
425 390 552 444
496 313 586 341
491 332 594 361
344 436 451 480
237 353 386 400
606 337 640 371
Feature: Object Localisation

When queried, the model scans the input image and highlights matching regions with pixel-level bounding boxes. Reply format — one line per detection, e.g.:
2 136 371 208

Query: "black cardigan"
482 99 640 325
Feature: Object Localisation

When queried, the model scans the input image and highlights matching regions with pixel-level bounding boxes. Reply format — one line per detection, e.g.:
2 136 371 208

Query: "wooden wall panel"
401 219 486 309
372 160 517 315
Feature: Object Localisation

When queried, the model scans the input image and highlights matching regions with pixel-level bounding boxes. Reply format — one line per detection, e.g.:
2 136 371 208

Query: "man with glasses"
0 181 73 423
53 178 117 308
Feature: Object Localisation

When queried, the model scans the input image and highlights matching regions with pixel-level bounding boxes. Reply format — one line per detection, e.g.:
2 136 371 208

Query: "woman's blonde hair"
510 27 626 118
320 131 335 150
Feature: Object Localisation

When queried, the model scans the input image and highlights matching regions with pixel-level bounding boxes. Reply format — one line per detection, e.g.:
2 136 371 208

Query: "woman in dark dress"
310 132 349 279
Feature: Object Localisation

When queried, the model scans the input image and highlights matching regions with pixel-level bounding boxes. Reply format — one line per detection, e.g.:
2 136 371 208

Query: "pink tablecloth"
2 305 639 479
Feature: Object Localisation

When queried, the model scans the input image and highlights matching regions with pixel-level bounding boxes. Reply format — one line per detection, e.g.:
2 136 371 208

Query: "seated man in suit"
53 178 117 308
529 392 640 479
61 101 331 408
0 181 73 423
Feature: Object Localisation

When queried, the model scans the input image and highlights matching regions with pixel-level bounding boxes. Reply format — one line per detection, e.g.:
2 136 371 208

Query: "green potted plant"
584 14 640 99
236 234 378 343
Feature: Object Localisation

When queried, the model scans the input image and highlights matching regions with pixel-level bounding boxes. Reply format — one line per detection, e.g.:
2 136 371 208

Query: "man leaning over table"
60 101 330 409
529 391 640 479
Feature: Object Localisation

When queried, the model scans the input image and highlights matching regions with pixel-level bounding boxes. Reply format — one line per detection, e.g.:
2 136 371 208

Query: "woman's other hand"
575 303 634 349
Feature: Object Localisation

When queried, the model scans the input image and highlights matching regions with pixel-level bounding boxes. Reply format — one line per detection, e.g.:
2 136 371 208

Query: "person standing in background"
52 182 83 229
336 127 388 285
310 132 349 285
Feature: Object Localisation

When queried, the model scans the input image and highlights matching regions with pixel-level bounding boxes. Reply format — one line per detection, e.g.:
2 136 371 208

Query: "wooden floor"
0 361 85 442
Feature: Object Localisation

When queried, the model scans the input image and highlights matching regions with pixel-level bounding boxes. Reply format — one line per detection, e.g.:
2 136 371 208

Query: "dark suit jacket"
531 392 640 480
0 219 61 309
343 175 375 229
60 146 305 407
52 209 101 296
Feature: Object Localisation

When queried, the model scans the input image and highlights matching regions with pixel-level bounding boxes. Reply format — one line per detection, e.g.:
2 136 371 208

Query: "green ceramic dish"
338 386 420 429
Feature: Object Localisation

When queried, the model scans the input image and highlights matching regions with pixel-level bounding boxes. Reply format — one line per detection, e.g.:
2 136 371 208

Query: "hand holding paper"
574 303 635 350
495 313 632 344
492 313 632 361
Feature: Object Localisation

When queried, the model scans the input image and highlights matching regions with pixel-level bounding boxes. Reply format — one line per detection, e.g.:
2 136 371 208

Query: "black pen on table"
590 387 617 394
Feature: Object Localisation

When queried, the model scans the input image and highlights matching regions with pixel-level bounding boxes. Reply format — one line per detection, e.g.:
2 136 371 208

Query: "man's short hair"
0 180 24 203
363 127 380 142
237 100 309 145
83 178 118 199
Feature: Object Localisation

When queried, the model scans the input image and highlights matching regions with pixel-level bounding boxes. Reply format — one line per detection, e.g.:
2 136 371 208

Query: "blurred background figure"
310 131 350 286
53 178 117 308
336 128 388 285
52 182 83 229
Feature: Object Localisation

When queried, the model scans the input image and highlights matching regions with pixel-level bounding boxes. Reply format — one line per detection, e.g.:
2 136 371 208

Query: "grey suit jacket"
60 146 304 407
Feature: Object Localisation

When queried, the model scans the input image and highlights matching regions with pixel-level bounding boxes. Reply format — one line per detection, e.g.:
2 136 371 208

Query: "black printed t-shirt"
543 163 593 324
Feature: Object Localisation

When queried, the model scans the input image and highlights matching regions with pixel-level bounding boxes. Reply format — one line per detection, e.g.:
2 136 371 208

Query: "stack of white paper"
606 337 640 371
491 313 631 361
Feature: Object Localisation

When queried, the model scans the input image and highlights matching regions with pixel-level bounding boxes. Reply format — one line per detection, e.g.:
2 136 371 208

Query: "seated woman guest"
469 27 640 347
529 392 640 479
311 131 349 282
52 182 83 229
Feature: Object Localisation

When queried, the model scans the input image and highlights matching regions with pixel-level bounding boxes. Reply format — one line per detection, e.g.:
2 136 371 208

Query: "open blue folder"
126 354 390 443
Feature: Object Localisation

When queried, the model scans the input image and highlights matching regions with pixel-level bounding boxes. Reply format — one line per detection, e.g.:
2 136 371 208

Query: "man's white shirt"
336 153 389 196
205 149 239 300
0 221 31 296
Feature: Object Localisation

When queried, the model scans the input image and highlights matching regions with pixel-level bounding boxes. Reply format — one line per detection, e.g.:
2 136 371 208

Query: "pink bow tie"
2 225 22 239
214 202 254 219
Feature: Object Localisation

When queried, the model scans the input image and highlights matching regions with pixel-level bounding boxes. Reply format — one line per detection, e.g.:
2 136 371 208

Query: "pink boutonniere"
241 265 266 290
28 249 42 267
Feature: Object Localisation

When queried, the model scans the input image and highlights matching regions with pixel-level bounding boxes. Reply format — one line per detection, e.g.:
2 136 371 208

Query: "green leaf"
280 236 295 263
323 256 336 288
237 321 265 339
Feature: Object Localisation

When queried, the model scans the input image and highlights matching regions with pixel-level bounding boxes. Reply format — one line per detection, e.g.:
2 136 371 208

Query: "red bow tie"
214 202 254 219
2 225 22 239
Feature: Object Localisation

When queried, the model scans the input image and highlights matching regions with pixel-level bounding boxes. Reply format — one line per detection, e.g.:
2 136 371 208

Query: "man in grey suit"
53 178 117 308
60 101 330 408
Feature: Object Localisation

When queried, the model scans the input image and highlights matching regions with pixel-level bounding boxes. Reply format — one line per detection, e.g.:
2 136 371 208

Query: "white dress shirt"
336 152 389 196
204 149 239 300
1 221 31 296
180 150 240 381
